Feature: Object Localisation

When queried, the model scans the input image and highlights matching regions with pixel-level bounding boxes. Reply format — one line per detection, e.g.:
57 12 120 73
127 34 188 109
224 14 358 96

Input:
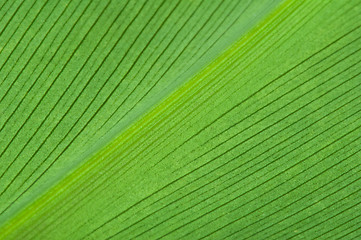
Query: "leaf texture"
0 0 361 239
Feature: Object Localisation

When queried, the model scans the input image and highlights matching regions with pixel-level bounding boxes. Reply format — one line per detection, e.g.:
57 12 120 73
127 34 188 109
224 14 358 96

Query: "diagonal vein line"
0 0 65 108
96 71 361 239
171 125 361 240
0 0 38 63
95 32 360 211
68 0 306 188
55 26 361 235
110 0 237 125
313 208 361 239
14 0 253 235
0 2 119 200
0 0 158 219
266 179 361 239
14 0 163 201
333 220 361 240
16 0 194 209
0 0 108 204
136 106 361 239
0 0 84 108
33 0 236 235
145 22 361 172
286 193 361 240
237 162 361 239
225 147 361 239
132 81 361 236
134 76 361 238
49 0 225 175
54 75 361 240
0 0 49 74
0 0 94 159
0 0 25 39
19 1 199 236
98 4 355 180
0 1 14 24
169 34 361 173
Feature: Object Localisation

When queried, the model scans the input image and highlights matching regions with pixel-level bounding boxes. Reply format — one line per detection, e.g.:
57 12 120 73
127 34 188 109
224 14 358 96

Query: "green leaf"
0 0 360 239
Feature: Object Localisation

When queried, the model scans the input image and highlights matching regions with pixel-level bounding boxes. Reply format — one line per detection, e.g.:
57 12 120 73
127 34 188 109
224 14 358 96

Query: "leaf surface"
0 0 360 239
